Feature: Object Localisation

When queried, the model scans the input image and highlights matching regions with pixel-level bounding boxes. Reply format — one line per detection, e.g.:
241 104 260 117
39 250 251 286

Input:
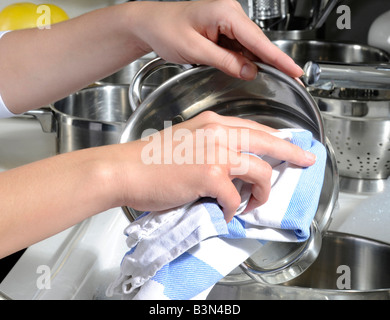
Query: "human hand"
115 111 316 222
131 0 303 81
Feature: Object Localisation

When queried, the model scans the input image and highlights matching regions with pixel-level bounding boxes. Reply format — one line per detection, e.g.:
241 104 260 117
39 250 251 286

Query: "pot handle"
23 106 56 133
129 57 194 111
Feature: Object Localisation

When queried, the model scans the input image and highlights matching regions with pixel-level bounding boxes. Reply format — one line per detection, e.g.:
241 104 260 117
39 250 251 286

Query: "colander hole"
357 142 361 146
379 143 383 147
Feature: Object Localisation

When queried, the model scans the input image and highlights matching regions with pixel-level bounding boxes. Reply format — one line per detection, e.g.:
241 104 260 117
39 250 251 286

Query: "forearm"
0 2 147 114
0 145 122 258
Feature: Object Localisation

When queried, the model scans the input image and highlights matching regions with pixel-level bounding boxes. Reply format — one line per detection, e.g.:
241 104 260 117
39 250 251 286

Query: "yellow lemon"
0 2 69 31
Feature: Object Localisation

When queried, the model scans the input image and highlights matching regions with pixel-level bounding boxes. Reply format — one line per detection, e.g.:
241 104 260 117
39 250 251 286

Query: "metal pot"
208 232 390 300
273 40 390 68
28 85 132 154
120 58 339 285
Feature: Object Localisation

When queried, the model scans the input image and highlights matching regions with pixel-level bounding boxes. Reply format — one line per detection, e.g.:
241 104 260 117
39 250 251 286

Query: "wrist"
120 2 154 56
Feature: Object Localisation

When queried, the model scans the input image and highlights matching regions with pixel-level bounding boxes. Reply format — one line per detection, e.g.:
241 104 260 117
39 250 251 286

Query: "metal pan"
120 59 339 284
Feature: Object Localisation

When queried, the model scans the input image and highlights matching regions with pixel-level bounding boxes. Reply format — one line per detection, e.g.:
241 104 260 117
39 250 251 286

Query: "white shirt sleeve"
0 30 16 118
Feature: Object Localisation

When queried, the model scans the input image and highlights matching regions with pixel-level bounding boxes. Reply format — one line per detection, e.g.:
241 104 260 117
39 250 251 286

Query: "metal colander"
312 87 390 193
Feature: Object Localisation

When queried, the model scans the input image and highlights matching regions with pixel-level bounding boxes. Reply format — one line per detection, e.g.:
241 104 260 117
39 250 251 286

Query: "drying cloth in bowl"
106 129 327 300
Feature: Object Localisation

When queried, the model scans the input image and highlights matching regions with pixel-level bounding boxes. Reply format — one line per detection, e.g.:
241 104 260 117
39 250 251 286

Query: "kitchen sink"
208 231 390 300
1 116 390 300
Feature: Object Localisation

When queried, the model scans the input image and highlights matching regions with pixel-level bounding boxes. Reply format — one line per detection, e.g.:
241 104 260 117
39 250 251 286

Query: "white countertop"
0 116 389 300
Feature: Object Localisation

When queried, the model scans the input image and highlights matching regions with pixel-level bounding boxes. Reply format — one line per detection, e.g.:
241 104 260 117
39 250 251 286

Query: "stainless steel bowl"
120 60 339 284
273 40 390 67
208 232 390 300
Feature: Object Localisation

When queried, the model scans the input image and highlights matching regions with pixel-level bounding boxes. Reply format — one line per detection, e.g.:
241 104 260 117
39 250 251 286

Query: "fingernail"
296 64 305 76
305 151 316 163
240 63 257 80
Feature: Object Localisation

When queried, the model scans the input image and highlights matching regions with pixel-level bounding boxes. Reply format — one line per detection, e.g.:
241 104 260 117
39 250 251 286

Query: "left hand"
130 0 303 81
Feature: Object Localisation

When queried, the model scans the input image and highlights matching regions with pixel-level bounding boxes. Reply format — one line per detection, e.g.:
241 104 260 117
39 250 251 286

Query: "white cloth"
107 129 327 300
0 30 15 119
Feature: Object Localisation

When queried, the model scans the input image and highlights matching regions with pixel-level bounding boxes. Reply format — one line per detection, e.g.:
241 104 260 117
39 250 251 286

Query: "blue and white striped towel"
106 129 327 300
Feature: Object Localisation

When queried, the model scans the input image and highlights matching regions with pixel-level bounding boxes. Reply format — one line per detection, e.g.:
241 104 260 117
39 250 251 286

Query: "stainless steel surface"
96 53 157 85
0 117 387 300
98 53 183 104
309 0 339 29
29 85 132 154
120 60 338 284
273 40 390 68
122 60 325 143
248 0 288 29
312 87 390 192
129 58 193 111
0 290 12 300
208 232 390 300
250 0 338 34
275 40 390 193
240 221 322 284
264 29 318 41
303 61 390 90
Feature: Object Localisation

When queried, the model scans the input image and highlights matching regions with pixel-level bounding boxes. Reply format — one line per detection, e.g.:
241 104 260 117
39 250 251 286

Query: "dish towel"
106 129 327 300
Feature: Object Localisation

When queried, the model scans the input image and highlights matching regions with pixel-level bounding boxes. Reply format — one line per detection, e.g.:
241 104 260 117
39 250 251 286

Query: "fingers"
174 111 278 133
242 129 317 168
232 19 304 78
189 0 303 79
224 2 303 78
184 111 316 168
180 111 317 221
190 31 259 80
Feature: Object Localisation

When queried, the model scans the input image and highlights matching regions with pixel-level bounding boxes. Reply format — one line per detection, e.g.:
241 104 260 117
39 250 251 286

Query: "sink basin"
208 232 390 300
1 116 390 300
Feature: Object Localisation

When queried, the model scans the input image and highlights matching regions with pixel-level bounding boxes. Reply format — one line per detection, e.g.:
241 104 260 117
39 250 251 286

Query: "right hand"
114 111 316 222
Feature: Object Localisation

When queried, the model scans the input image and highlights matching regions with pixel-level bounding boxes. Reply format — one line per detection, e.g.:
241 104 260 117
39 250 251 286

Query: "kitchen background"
1 0 390 45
